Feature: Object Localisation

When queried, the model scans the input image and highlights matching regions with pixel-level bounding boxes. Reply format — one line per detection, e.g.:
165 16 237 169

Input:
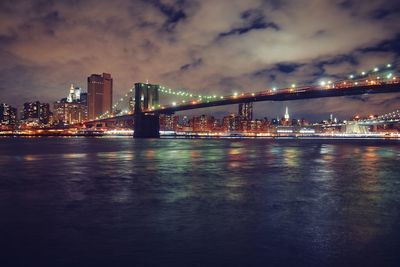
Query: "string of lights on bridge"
96 63 398 120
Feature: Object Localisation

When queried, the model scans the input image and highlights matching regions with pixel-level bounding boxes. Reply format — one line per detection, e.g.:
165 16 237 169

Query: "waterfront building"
284 106 290 121
128 96 135 114
21 101 51 126
39 103 51 125
88 73 113 120
239 102 253 121
159 114 179 131
191 115 215 132
0 103 17 128
53 85 88 125
223 114 241 132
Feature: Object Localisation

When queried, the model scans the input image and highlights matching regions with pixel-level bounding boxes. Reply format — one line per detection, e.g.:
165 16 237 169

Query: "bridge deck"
153 83 400 114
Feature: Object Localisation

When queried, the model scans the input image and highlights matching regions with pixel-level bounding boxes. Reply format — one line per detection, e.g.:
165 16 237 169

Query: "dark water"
1 137 400 267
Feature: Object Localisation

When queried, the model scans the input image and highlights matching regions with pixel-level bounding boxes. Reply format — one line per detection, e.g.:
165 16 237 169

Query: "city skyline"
0 0 399 120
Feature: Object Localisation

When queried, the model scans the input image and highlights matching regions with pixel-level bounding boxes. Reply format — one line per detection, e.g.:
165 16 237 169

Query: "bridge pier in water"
134 113 160 138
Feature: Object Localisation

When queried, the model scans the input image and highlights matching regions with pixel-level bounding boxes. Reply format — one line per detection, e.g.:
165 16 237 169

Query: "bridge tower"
133 82 160 138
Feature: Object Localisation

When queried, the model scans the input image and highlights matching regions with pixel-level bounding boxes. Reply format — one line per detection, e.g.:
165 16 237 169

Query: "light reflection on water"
0 137 400 266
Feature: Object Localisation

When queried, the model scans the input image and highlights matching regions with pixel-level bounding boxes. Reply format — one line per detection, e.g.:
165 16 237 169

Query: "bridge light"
361 71 366 75
190 94 193 97
320 81 326 86
251 93 255 96
272 87 277 91
387 64 392 68
373 67 379 72
291 84 296 88
387 73 392 79
172 102 176 106
349 74 354 79
328 81 332 84
355 82 359 85
120 98 123 101
213 95 217 98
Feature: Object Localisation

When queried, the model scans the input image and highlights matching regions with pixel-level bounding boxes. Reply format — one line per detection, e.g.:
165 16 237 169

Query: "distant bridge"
86 64 400 137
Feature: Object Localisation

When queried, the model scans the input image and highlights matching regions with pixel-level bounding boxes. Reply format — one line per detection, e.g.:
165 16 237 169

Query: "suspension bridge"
86 64 400 138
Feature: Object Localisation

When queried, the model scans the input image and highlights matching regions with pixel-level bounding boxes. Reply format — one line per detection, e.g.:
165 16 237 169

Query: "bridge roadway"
151 83 400 114
88 82 400 125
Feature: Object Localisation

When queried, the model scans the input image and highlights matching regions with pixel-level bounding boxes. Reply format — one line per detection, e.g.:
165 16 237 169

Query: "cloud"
0 0 399 119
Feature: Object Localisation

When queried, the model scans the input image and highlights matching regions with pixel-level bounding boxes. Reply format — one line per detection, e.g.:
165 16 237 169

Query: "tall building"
223 114 241 132
0 103 17 127
191 115 215 132
23 101 40 120
39 103 51 124
284 106 290 121
239 102 253 121
54 85 88 125
22 101 51 126
88 73 113 120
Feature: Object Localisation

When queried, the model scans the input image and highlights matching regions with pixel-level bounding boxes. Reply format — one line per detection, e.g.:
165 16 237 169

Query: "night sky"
1 0 400 120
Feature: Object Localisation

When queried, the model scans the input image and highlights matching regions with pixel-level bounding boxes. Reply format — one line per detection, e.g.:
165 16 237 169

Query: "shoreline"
0 133 399 140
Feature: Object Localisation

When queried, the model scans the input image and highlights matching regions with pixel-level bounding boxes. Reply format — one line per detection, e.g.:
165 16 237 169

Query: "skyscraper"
284 106 290 121
0 103 17 127
53 85 88 125
67 84 81 103
22 101 51 126
39 103 51 124
23 101 40 120
87 73 113 120
238 102 253 121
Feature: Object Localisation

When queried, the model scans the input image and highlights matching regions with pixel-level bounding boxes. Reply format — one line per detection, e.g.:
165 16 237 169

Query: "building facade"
53 85 88 125
22 101 51 126
238 102 253 121
88 73 113 120
0 103 17 128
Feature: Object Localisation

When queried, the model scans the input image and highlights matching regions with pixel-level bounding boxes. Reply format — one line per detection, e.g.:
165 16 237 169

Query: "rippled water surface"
1 137 400 266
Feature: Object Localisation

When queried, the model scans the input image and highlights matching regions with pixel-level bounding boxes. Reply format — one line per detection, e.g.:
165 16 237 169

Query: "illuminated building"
284 106 290 121
191 115 215 132
54 100 87 125
0 103 17 128
88 73 113 120
239 102 253 121
53 85 88 125
129 96 135 113
159 114 179 131
21 101 50 125
67 84 82 103
23 101 40 121
39 103 51 124
223 114 241 132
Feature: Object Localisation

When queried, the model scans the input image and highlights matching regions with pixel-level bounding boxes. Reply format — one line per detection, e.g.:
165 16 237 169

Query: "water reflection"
0 138 400 266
